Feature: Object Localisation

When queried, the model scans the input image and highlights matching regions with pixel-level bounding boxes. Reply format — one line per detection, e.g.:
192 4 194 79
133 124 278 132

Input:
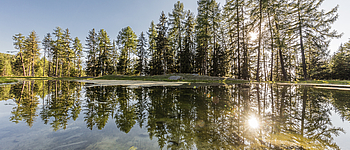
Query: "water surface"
0 80 349 150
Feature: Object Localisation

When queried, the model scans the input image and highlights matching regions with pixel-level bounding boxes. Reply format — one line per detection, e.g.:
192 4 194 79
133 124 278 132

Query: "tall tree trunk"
20 52 26 76
204 28 208 75
268 13 274 81
32 48 35 77
213 21 217 76
48 60 51 77
43 50 46 76
256 0 262 81
55 54 58 77
236 0 241 79
298 0 308 80
275 22 288 81
241 6 249 80
68 61 70 77
60 61 63 77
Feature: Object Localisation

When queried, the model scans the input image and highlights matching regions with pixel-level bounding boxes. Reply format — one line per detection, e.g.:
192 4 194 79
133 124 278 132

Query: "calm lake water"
0 80 350 150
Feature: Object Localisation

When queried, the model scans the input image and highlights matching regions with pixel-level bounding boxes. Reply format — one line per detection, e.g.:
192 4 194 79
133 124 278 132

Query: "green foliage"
0 53 14 76
154 11 173 75
330 43 350 80
168 1 185 73
85 28 99 76
97 29 113 76
117 26 138 75
24 31 40 77
148 21 158 75
181 11 196 73
72 37 83 77
135 32 149 75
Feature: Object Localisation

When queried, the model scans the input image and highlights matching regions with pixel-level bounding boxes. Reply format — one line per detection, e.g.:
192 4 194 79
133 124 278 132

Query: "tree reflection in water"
1 80 349 149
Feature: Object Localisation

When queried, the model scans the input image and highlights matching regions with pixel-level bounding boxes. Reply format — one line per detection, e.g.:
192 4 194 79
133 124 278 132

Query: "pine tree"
52 27 64 77
13 33 26 76
249 0 268 81
331 42 350 80
97 29 113 76
85 28 98 76
196 0 211 75
209 0 222 76
135 32 148 75
292 0 341 80
25 31 40 77
148 21 158 75
62 28 73 77
73 37 83 77
181 10 196 73
42 33 52 77
117 26 137 75
168 1 185 73
155 11 171 75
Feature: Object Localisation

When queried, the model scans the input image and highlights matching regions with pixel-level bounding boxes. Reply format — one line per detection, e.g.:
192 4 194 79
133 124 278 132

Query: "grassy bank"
271 80 350 85
0 77 18 84
95 74 249 84
5 76 94 80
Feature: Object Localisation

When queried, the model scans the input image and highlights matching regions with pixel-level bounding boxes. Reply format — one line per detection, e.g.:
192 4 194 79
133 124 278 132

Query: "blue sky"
0 0 347 55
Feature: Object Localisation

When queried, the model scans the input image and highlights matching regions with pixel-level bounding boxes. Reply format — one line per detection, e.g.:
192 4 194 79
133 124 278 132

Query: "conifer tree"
148 21 158 75
73 37 83 77
13 33 26 76
169 1 185 73
181 10 196 73
196 0 212 75
117 26 137 75
209 0 222 76
97 29 113 76
25 31 40 77
52 27 64 77
330 42 350 80
62 28 73 77
85 28 98 76
42 33 52 77
292 0 341 80
155 11 171 75
135 32 148 75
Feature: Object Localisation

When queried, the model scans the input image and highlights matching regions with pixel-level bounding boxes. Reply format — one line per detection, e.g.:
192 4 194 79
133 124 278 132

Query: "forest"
1 0 349 81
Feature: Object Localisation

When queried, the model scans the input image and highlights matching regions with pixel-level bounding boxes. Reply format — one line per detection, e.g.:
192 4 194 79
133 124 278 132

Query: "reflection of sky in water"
0 101 159 150
0 81 350 150
330 110 350 150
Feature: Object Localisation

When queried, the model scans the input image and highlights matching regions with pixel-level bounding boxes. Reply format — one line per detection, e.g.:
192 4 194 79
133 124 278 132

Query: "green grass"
95 74 249 84
0 77 18 84
294 80 350 85
3 76 94 81
266 80 350 85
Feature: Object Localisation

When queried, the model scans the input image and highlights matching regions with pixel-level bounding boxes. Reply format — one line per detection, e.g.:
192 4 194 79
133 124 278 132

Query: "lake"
0 80 349 150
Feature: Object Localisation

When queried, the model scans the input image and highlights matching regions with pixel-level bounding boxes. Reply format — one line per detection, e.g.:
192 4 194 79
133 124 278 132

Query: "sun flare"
248 117 259 129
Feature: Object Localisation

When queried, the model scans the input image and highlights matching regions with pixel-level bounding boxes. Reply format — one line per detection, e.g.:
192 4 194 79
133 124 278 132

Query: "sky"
0 0 348 56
